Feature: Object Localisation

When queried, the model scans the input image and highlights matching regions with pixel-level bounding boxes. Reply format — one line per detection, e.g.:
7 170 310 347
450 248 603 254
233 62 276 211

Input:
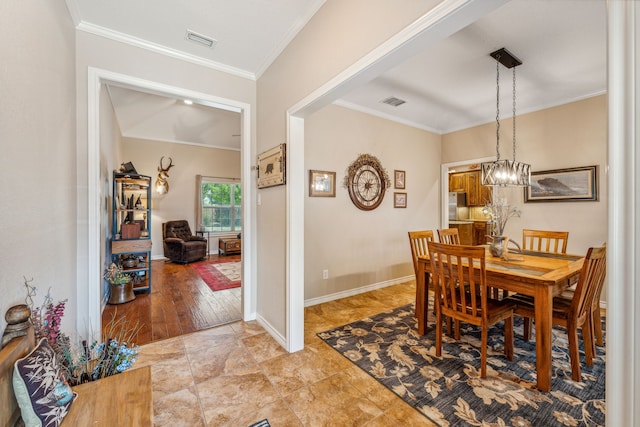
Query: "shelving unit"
111 172 152 294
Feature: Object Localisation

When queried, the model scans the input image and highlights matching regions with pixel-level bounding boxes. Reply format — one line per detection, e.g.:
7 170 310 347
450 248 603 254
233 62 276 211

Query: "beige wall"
0 1 76 332
121 138 241 259
304 105 441 302
257 0 441 336
442 95 607 255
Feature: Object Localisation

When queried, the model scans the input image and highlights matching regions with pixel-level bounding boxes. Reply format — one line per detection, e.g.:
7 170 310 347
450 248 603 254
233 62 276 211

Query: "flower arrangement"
24 278 141 386
104 263 132 285
482 194 521 237
57 315 141 385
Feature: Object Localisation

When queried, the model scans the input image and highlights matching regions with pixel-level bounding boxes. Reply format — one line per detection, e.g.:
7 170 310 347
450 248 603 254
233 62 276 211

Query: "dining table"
415 247 585 392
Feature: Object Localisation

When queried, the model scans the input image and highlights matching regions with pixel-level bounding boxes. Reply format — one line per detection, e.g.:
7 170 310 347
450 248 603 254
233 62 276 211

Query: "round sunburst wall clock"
344 154 391 211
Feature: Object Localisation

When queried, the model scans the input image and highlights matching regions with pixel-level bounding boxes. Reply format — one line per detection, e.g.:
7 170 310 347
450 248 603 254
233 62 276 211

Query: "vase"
489 235 509 259
108 280 135 305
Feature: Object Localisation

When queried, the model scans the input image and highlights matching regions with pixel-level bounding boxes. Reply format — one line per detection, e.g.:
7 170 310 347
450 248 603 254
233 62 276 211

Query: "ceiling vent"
185 30 217 48
380 96 406 107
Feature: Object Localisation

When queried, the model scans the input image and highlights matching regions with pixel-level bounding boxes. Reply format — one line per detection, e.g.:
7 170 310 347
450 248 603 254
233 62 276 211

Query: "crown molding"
77 21 256 81
254 0 326 78
333 99 442 135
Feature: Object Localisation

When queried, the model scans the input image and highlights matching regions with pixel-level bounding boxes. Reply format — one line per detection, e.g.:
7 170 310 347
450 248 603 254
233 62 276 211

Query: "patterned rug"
191 259 241 291
318 304 605 426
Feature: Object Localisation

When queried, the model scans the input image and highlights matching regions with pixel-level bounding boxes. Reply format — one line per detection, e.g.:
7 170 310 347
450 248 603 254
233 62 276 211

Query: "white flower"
483 194 521 236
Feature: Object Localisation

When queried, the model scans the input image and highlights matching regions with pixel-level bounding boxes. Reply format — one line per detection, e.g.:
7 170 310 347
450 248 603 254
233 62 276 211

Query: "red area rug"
191 259 241 291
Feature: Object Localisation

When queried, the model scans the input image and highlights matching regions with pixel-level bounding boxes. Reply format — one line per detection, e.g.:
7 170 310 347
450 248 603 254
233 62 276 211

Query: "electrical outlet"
322 269 329 280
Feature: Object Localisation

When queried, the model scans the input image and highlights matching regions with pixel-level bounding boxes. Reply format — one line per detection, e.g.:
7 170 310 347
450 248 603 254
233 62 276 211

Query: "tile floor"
137 281 437 426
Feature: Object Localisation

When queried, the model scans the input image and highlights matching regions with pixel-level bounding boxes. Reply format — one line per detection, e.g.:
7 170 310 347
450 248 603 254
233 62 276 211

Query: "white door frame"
440 157 494 227
82 67 256 338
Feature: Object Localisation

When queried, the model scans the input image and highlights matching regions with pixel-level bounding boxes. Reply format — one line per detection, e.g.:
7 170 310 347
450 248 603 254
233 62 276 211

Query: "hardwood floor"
102 254 241 346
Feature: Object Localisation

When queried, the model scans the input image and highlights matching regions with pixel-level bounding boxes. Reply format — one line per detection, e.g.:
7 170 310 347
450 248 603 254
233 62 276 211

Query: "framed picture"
394 192 407 208
394 170 406 189
309 170 336 197
525 165 598 203
257 144 286 189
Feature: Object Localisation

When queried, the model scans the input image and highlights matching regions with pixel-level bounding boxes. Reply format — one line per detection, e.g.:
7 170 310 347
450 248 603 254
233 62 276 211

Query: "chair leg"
566 319 582 382
592 307 604 346
454 320 461 340
523 317 532 342
583 320 595 367
504 317 514 361
435 310 443 357
445 317 452 336
481 326 488 378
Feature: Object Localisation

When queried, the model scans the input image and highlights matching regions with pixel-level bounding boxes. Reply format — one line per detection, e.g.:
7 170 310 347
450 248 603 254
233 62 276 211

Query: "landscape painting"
525 165 598 203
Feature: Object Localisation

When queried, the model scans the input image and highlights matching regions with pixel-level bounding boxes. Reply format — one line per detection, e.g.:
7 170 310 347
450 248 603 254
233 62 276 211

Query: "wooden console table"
63 366 153 425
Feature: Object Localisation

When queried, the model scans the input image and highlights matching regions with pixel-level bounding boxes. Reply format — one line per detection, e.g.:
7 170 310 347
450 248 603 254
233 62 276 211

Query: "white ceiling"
69 0 607 149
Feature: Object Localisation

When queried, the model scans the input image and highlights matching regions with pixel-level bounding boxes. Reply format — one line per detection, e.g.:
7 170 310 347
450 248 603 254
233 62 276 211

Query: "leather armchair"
162 220 207 263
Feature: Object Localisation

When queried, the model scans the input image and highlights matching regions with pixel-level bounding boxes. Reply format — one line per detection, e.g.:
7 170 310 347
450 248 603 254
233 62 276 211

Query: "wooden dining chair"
427 241 515 378
505 246 606 382
561 245 607 347
437 228 461 245
522 229 569 254
408 230 435 308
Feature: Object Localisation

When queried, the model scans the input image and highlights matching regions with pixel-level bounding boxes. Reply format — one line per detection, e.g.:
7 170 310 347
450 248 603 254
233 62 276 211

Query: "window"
197 177 241 233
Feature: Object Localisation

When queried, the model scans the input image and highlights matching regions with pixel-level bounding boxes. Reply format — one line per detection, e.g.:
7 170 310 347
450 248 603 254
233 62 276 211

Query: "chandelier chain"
512 66 517 161
495 56 501 161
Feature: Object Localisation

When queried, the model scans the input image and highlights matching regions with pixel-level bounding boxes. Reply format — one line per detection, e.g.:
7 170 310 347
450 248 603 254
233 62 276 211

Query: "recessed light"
185 30 217 48
183 100 193 105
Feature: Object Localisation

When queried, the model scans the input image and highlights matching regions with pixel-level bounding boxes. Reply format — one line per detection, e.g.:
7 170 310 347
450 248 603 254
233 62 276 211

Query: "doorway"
82 68 256 341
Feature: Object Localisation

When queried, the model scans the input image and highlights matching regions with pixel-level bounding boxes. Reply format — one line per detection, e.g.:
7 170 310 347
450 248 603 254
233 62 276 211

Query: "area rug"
191 259 241 291
318 304 605 427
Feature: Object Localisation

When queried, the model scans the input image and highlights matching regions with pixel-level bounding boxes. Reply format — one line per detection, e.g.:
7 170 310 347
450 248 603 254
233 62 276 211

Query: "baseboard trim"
255 313 287 349
304 275 414 307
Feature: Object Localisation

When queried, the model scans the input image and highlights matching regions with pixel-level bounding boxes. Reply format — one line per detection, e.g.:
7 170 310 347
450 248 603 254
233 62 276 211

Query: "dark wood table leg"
535 285 553 392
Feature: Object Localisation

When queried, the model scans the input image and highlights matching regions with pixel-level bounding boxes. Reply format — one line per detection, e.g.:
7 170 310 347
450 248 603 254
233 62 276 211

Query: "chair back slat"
571 246 607 320
408 230 435 276
522 229 569 254
438 228 461 245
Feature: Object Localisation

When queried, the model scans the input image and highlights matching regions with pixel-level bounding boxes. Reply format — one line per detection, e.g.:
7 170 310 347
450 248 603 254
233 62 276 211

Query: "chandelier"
481 48 531 187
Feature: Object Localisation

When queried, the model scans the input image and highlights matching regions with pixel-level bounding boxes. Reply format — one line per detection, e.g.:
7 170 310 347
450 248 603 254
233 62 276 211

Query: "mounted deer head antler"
155 156 175 194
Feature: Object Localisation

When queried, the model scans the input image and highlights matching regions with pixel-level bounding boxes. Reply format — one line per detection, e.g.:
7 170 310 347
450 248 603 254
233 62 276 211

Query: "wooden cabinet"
479 177 493 206
219 238 241 255
111 172 152 293
466 172 480 206
449 173 466 193
450 223 473 245
473 221 490 246
448 171 492 207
